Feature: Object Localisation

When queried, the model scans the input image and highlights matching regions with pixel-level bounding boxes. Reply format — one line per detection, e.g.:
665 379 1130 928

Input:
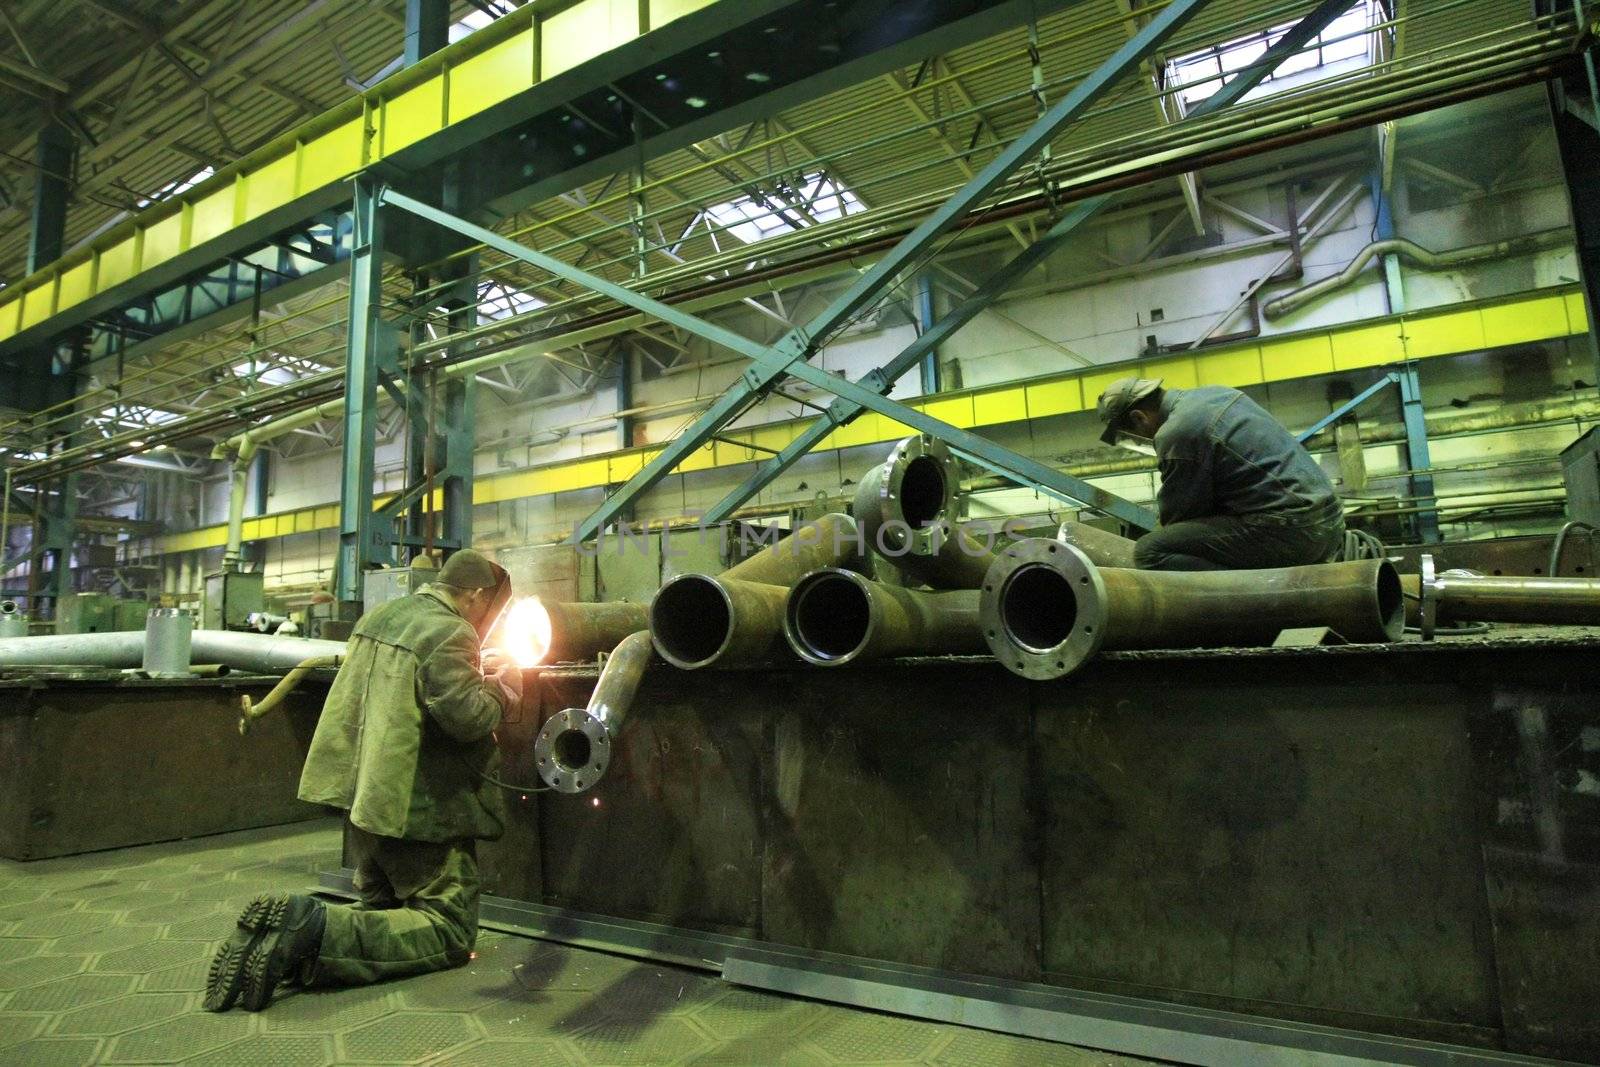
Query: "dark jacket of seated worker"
1095 376 1345 571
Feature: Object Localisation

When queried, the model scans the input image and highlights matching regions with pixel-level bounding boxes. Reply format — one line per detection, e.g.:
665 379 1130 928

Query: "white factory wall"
159 90 1590 596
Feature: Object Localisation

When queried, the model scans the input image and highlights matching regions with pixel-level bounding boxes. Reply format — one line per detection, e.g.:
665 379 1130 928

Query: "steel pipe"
650 513 863 670
0 630 347 674
142 608 193 679
540 600 651 665
981 540 1404 680
784 568 984 667
722 512 865 585
854 438 997 588
1056 521 1137 568
533 629 652 794
239 654 343 735
651 576 790 670
1401 571 1600 626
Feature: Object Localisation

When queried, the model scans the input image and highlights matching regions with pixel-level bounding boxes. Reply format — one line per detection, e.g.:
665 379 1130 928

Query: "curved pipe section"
0 630 347 674
239 654 343 735
981 540 1404 680
1056 520 1136 568
534 629 653 794
854 438 998 588
784 567 983 666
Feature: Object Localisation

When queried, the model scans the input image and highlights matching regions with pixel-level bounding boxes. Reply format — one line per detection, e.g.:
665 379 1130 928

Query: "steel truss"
379 0 1229 543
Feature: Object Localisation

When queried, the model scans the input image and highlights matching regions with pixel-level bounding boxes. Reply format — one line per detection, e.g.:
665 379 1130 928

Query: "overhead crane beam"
0 0 1098 365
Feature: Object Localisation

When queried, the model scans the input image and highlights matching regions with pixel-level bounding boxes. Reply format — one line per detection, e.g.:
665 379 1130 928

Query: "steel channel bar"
700 0 1381 526
565 0 1215 542
310 871 1563 1067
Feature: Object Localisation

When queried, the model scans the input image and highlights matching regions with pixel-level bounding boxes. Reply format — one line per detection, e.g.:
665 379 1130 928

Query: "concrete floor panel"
1 820 1158 1066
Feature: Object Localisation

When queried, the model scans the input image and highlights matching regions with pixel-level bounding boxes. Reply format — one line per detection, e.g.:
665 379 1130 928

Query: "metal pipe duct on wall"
650 513 863 670
1262 230 1570 319
0 630 347 674
980 540 1404 680
783 568 984 667
533 629 652 794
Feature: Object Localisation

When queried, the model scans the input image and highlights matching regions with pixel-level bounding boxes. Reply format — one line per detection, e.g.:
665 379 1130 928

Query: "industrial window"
477 281 545 321
231 361 299 387
705 172 863 244
136 167 215 209
1165 0 1385 111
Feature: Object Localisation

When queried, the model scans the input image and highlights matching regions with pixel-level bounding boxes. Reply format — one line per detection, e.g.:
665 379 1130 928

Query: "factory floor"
0 821 1152 1066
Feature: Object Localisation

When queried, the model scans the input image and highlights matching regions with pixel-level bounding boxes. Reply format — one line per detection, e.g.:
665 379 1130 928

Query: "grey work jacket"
1153 386 1340 527
298 585 508 843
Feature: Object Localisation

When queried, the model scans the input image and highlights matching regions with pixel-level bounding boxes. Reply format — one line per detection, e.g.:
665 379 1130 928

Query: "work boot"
205 893 292 1012
237 894 327 1012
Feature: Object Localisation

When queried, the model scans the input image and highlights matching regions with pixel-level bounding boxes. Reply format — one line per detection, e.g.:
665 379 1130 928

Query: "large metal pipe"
0 630 347 673
650 513 862 670
1057 520 1136 568
533 629 652 794
1401 571 1600 626
540 600 650 664
784 567 984 666
854 437 996 588
651 576 790 670
981 540 1404 680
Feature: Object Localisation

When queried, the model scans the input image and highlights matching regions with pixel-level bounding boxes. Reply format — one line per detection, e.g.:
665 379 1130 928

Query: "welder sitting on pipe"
1095 377 1345 570
205 550 520 1013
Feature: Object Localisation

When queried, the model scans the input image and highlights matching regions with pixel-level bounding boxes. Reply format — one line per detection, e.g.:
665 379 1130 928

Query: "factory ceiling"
0 0 1562 474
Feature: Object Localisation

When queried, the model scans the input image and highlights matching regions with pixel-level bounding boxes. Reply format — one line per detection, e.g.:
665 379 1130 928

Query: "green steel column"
404 0 450 66
27 121 72 275
336 178 394 605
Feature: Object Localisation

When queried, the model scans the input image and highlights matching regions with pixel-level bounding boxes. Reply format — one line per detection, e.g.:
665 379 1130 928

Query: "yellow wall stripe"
131 286 1589 557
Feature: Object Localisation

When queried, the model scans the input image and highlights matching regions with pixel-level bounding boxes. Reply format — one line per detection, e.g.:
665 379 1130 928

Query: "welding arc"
980 539 1405 681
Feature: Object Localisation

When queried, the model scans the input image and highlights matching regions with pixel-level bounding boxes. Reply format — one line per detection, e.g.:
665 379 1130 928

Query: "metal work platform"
464 633 1600 1063
0 672 331 861
0 819 1139 1066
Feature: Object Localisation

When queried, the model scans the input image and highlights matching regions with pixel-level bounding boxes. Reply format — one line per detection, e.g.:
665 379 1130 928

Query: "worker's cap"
1095 377 1163 445
437 549 509 592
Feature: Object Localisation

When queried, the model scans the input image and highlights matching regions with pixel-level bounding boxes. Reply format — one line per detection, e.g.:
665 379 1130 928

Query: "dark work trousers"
1134 512 1345 571
310 823 479 986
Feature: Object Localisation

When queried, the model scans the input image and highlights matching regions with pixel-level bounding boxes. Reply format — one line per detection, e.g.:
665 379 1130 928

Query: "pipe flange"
978 538 1108 681
854 436 960 558
533 707 611 794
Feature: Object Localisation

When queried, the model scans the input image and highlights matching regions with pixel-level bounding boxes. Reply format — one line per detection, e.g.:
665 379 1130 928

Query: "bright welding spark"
489 597 553 668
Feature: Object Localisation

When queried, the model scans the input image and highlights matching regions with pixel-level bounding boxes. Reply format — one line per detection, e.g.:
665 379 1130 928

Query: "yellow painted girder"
0 0 720 345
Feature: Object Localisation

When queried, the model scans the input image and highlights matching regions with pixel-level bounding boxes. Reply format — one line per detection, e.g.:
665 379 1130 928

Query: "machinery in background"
56 592 151 634
202 569 264 632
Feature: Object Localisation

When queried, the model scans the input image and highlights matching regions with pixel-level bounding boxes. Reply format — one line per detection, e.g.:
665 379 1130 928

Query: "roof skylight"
477 281 546 321
1166 0 1382 110
705 172 863 244
137 167 216 209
